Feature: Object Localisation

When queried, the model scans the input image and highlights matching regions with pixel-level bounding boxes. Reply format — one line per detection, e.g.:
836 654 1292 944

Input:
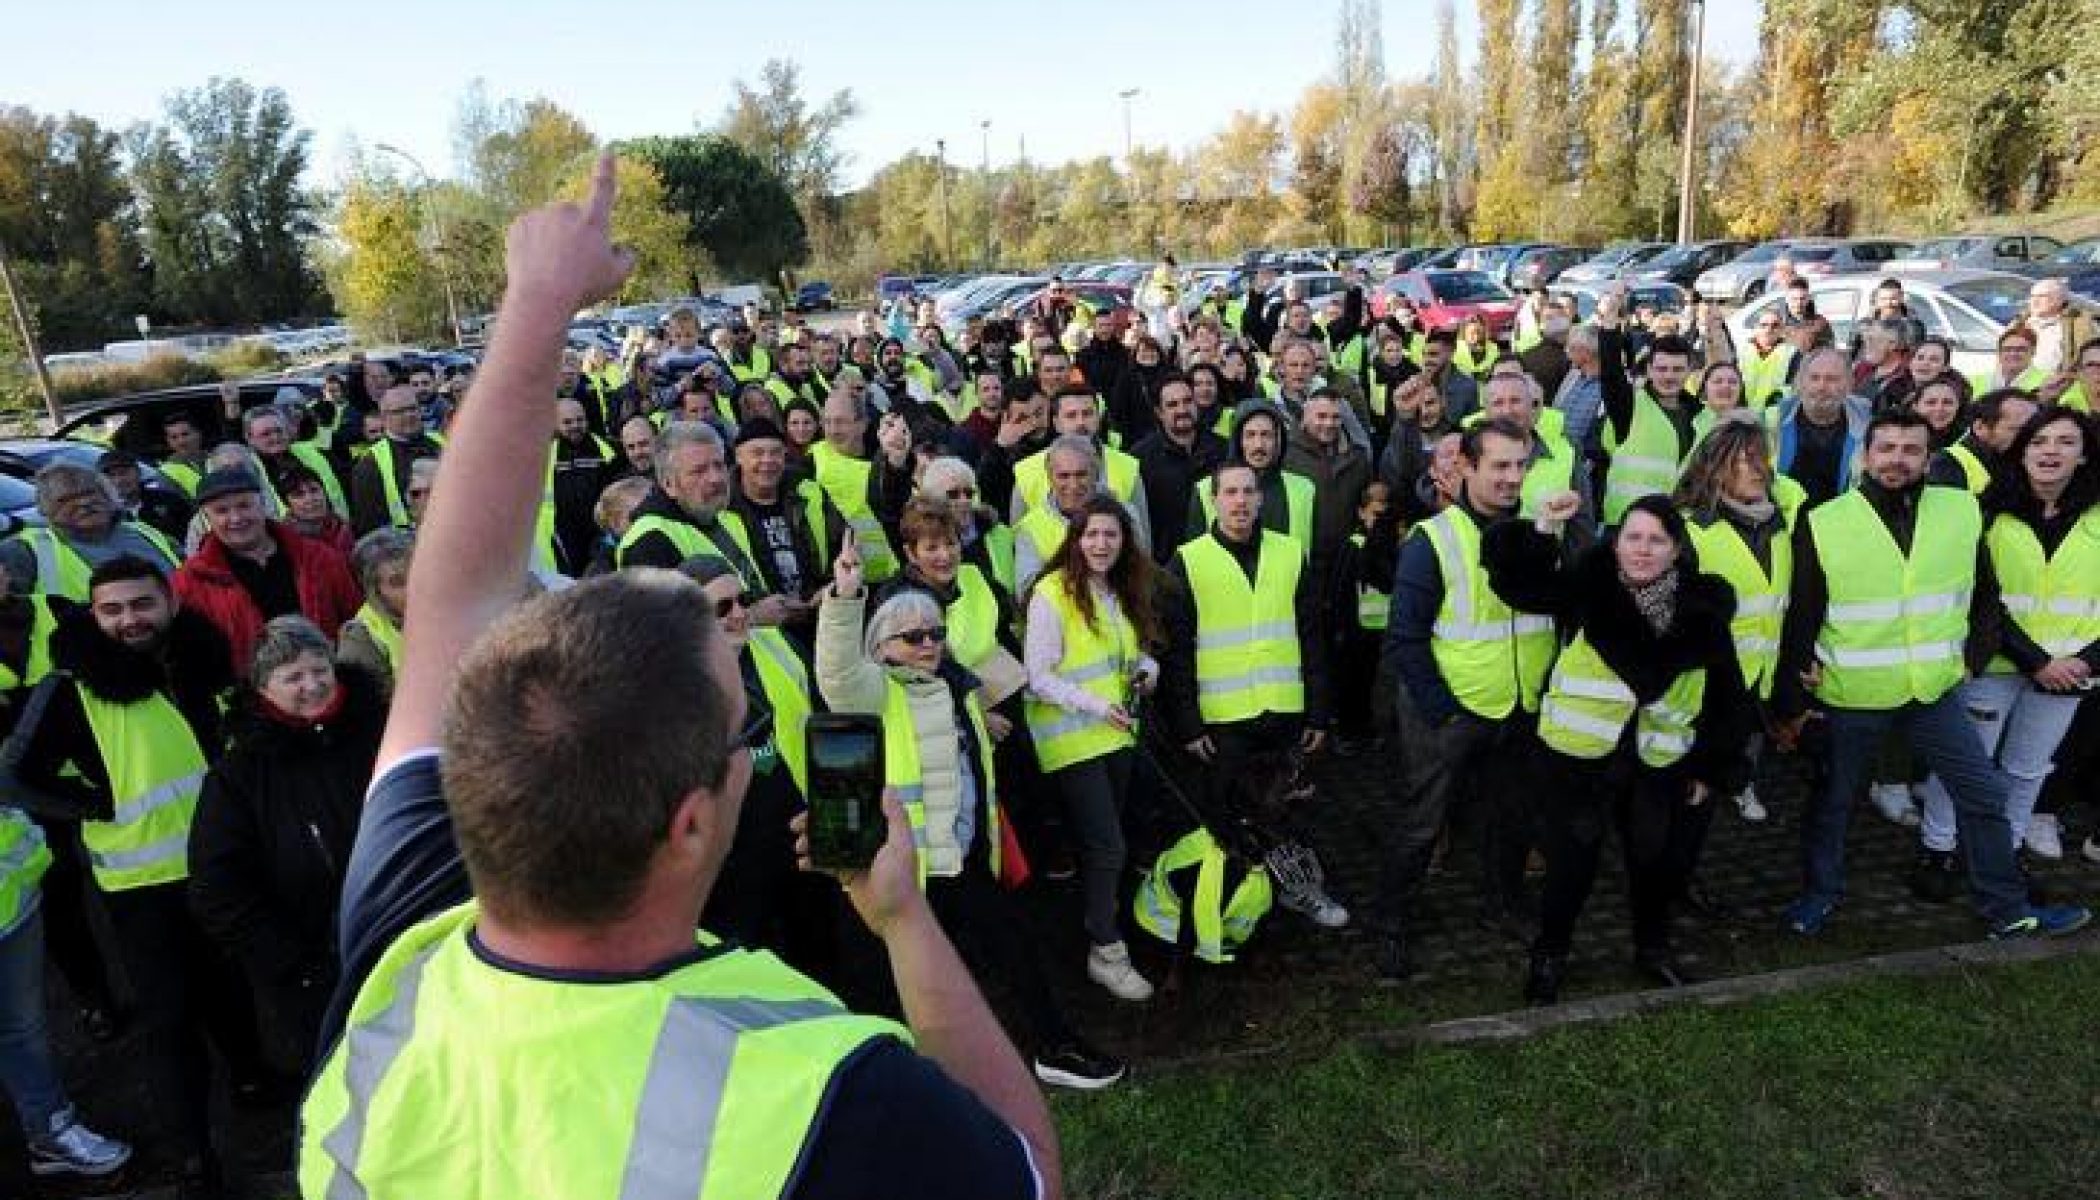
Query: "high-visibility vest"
346 603 402 677
1602 390 1692 526
1806 485 1980 709
1453 340 1500 379
1537 632 1707 767
299 902 906 1200
881 677 1000 881
1013 505 1068 592
808 443 899 583
161 460 203 498
1942 442 1991 495
11 523 179 603
1740 342 1795 407
270 442 349 517
1010 444 1141 514
1966 365 2049 396
615 510 761 590
1416 507 1556 719
1023 568 1137 772
1194 470 1317 554
2062 382 2091 413
979 524 1016 598
1132 826 1272 964
0 595 58 691
370 436 444 530
763 376 818 411
730 346 774 384
1517 433 1580 520
1332 334 1368 383
748 627 812 794
944 565 1002 676
1684 485 1803 698
536 439 610 578
1178 530 1305 725
1986 507 2100 674
0 810 51 937
1350 532 1389 631
76 684 207 892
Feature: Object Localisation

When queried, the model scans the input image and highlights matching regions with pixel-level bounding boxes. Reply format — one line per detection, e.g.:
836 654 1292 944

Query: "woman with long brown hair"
1022 494 1164 1002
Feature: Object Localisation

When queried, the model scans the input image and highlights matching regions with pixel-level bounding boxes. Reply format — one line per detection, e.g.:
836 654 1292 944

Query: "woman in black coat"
188 616 383 1074
1485 492 1749 1005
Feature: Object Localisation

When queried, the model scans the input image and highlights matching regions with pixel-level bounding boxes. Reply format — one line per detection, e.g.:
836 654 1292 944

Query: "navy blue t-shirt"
322 754 1039 1200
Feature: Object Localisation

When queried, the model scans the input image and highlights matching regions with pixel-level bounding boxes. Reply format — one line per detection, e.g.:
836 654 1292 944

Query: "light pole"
374 143 463 347
980 120 993 270
934 139 954 270
1674 0 1707 245
0 239 61 427
1118 88 1141 256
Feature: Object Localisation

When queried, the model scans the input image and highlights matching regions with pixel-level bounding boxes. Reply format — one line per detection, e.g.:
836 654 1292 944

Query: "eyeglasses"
711 592 752 620
735 699 774 752
944 487 977 500
887 626 947 647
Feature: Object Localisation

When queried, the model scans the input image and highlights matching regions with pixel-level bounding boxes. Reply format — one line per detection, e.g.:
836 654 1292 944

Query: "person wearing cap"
240 404 351 520
97 449 192 545
727 416 845 630
174 469 363 677
1 464 182 602
349 385 445 536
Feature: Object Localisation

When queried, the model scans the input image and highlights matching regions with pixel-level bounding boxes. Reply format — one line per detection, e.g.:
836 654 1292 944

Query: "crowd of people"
0 160 2095 1194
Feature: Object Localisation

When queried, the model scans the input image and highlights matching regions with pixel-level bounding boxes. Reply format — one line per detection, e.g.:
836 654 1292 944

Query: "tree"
1196 112 1286 253
1428 0 1471 237
1471 0 1534 239
627 135 808 283
720 59 860 262
328 180 447 344
0 107 146 349
1352 124 1414 242
472 98 596 215
559 155 701 300
1285 84 1347 243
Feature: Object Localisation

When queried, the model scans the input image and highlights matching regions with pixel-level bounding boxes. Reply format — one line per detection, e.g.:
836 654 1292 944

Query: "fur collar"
1568 545 1737 701
52 603 233 704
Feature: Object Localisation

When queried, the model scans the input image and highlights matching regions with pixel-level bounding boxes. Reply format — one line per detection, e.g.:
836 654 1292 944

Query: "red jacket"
175 522 363 675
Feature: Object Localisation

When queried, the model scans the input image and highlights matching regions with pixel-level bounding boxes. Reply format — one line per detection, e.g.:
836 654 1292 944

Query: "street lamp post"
0 239 61 427
935 139 954 270
980 120 993 270
1118 88 1141 255
1674 0 1707 245
375 143 463 347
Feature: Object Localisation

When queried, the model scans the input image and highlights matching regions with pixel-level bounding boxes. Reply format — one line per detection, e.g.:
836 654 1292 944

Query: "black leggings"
1533 749 1716 959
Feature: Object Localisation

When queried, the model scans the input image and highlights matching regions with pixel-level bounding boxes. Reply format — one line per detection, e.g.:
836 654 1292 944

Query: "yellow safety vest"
1537 632 1707 767
1453 340 1500 379
1966 365 2049 396
0 596 57 691
979 524 1016 598
1178 530 1305 725
1132 826 1272 964
1010 444 1142 514
1942 442 1991 495
0 811 51 936
1602 390 1693 526
808 443 899 583
1517 434 1579 520
1023 568 1137 772
161 460 204 498
881 677 1000 881
1807 486 1980 709
1684 492 1800 699
270 442 349 518
1350 532 1389 631
1013 505 1069 593
1416 507 1557 719
1986 507 2100 674
76 685 207 892
1195 471 1317 554
301 902 905 1200
944 565 1002 675
346 603 403 677
748 627 812 794
11 524 179 603
370 436 444 530
1739 342 1795 408
615 510 761 590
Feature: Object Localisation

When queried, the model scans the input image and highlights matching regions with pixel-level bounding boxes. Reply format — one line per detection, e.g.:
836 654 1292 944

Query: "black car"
1621 240 1753 289
55 378 332 465
1506 245 1597 292
791 281 836 313
2019 237 2100 300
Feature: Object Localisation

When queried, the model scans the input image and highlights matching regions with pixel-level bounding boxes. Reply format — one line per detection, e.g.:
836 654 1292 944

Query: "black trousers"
1532 746 1717 959
926 859 1074 1051
34 821 118 1014
1372 698 1538 936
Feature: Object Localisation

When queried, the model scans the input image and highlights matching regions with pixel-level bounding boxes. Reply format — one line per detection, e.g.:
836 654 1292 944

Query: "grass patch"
1056 951 2100 1200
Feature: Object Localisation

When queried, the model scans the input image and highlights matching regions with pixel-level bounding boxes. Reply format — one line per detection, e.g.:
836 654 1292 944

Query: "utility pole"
934 139 954 269
980 120 993 270
375 143 463 346
0 240 61 427
1118 88 1141 256
1675 0 1707 245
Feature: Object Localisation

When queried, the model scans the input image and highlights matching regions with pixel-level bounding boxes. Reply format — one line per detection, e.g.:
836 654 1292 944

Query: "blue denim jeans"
1806 694 2027 925
1917 674 2086 852
0 907 69 1136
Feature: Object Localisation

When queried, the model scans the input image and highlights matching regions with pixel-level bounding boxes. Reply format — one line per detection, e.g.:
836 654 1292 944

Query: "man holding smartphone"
300 158 1060 1200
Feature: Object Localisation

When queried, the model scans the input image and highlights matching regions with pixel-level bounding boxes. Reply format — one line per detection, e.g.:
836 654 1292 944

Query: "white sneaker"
1868 783 1920 828
2024 814 2064 861
2083 835 2100 865
1735 785 1768 823
1086 941 1154 1002
1277 885 1351 929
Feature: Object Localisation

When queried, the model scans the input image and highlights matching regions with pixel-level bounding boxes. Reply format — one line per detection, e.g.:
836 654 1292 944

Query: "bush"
49 354 223 407
207 342 286 376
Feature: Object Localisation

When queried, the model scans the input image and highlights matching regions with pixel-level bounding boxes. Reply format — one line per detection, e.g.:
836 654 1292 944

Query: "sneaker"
28 1109 131 1178
2024 814 2065 861
1033 1040 1125 1090
1990 904 2093 940
1277 884 1349 929
2084 835 2100 866
1784 894 1838 936
1734 785 1768 823
1086 941 1155 1003
1868 782 1920 828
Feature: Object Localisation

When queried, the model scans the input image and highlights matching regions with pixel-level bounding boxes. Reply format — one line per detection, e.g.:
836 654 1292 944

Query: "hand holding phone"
803 714 890 871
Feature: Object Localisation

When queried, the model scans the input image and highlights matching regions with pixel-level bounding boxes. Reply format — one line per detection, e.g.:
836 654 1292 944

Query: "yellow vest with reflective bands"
1417 508 1557 718
0 811 50 936
944 565 1001 675
1179 530 1305 725
1013 505 1069 592
881 677 1000 880
1602 391 1692 525
0 596 58 691
1683 488 1800 698
1943 442 1991 495
1740 342 1794 407
615 510 762 590
161 460 203 498
749 627 812 793
370 435 444 530
980 524 1016 597
1807 486 1980 709
1537 633 1707 766
1985 507 2100 674
1011 444 1141 514
76 685 206 891
12 524 179 603
808 443 899 582
1024 569 1137 772
1517 434 1579 519
1195 471 1317 554
1351 532 1389 631
299 902 907 1200
1132 826 1272 964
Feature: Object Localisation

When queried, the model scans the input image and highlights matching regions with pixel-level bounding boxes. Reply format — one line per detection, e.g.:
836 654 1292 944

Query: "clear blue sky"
11 0 1762 189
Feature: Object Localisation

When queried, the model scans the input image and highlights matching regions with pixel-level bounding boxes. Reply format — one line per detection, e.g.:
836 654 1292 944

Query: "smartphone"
804 714 889 870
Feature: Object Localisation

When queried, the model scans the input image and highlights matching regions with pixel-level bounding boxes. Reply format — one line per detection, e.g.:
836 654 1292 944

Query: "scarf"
1622 565 1681 635
1720 494 1777 527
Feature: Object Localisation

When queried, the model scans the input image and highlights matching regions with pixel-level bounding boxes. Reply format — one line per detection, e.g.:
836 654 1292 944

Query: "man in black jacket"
550 398 615 575
1131 374 1227 560
728 417 844 636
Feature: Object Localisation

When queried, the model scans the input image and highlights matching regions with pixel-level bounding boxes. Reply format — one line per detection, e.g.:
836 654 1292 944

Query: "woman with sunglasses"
1022 496 1163 1002
816 531 1126 1089
677 556 839 981
917 458 1017 594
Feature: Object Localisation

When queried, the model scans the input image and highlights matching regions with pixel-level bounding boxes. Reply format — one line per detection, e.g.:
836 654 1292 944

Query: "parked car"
1265 271 1352 309
1694 240 1800 303
2018 237 2100 300
790 281 836 313
1776 237 1914 282
938 276 1052 336
1557 242 1673 286
1550 281 1692 323
55 379 331 465
1890 234 2065 273
1373 269 1520 337
1726 268 2037 379
1506 245 1598 292
1623 240 1752 289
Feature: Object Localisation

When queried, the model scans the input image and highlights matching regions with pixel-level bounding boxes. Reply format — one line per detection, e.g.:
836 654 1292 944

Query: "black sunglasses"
888 626 947 647
712 593 754 620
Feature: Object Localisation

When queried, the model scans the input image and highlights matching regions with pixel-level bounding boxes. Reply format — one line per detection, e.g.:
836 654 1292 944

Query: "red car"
1372 269 1520 338
1003 282 1136 335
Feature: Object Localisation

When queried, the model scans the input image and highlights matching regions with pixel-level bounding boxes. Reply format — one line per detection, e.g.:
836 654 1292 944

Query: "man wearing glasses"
1 465 181 601
349 385 445 536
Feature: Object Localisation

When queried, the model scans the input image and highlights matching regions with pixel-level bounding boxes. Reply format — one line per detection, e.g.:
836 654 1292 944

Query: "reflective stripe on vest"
0 811 51 936
1418 509 1556 718
1987 507 2100 670
1178 530 1305 725
1023 568 1137 772
1012 445 1141 514
371 439 440 529
1517 434 1579 520
300 903 905 1200
1740 343 1795 407
749 628 812 794
616 511 761 590
1131 827 1272 964
1685 507 1794 698
1808 486 1980 708
1536 633 1706 767
1196 471 1316 554
1944 442 1991 495
287 441 350 517
13 524 177 603
76 686 206 891
808 443 899 582
0 595 57 691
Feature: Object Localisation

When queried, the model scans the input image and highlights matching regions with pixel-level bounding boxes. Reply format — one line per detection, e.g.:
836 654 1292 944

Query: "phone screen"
806 720 887 870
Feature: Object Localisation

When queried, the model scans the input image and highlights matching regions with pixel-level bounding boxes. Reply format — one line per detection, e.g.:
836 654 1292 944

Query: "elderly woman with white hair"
337 529 414 695
815 532 1125 1090
0 464 182 600
915 455 1017 596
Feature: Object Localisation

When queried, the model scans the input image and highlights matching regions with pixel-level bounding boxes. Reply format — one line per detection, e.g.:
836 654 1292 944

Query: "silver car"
1890 233 2066 272
1558 242 1672 286
1695 241 1799 303
1725 268 2037 379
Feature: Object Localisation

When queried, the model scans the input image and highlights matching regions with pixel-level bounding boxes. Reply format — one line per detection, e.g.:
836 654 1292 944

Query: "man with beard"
727 417 843 630
549 398 616 574
764 340 823 411
2 465 181 601
1132 373 1228 559
614 421 764 595
1188 400 1315 552
1074 309 1129 397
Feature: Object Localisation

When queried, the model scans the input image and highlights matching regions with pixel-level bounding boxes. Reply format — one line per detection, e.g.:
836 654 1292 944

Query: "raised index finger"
585 152 618 229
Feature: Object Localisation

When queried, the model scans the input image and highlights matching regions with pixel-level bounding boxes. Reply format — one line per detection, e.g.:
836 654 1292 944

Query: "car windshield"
1428 272 1511 304
1734 243 1787 265
1646 246 1699 267
1945 277 2031 325
1911 238 1982 258
1789 247 1837 263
